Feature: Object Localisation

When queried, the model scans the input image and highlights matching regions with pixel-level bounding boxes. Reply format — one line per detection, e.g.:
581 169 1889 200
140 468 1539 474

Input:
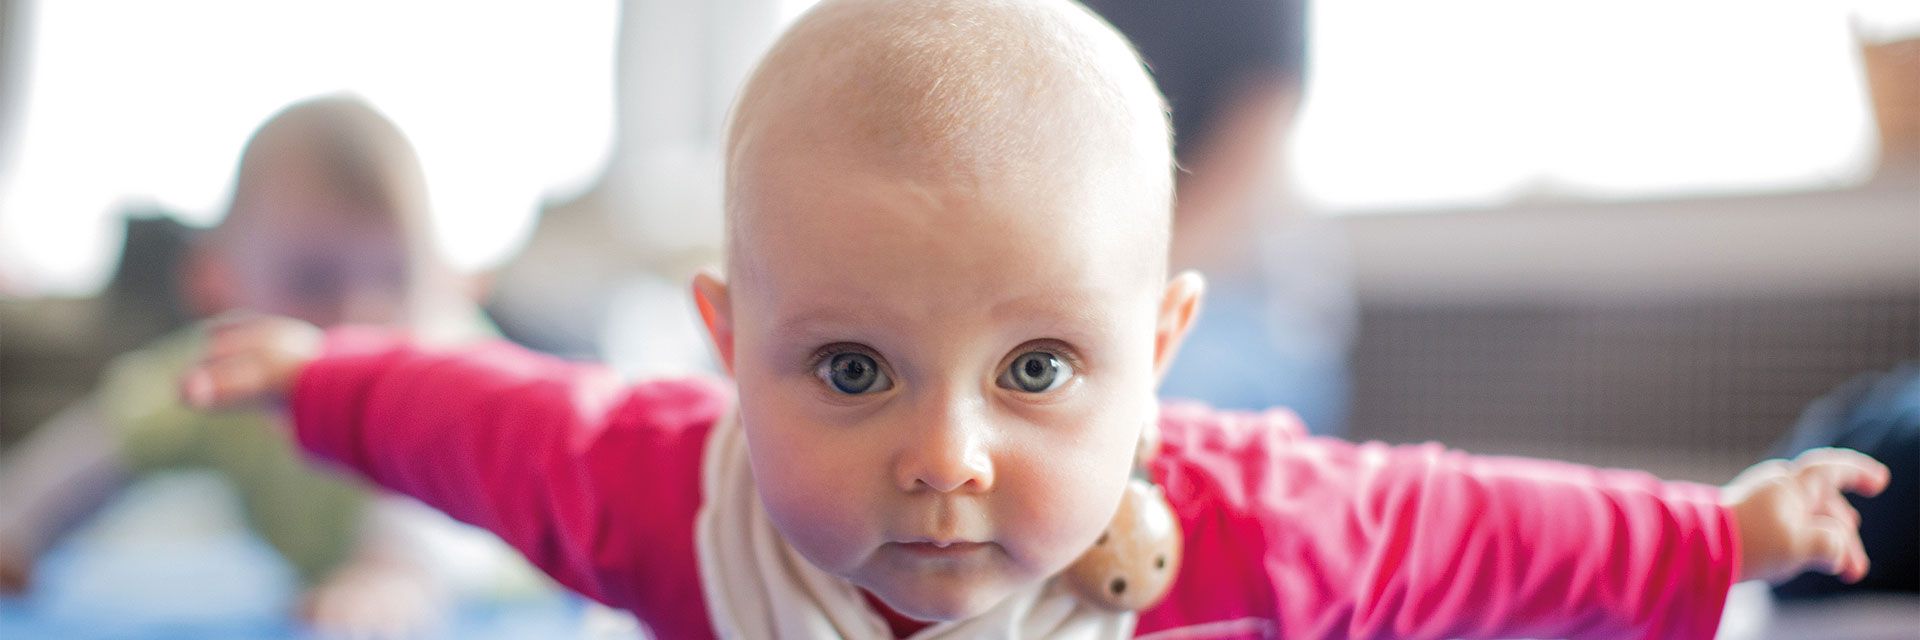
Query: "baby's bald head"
220 96 432 243
724 0 1172 284
192 95 454 328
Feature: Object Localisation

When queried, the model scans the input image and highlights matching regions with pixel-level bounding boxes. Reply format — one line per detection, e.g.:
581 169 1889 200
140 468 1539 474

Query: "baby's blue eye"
1000 351 1073 393
818 352 891 394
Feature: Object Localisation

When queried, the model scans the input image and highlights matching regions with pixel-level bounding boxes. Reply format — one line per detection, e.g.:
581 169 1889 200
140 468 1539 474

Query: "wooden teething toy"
1063 423 1181 611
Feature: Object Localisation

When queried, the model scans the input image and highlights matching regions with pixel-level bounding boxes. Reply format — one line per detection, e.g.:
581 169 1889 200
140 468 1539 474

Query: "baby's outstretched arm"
183 316 726 627
1721 447 1889 584
1157 408 1737 639
1160 407 1888 640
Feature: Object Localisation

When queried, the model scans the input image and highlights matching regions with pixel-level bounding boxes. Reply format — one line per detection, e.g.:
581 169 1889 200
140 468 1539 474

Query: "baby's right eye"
816 351 892 395
999 350 1074 394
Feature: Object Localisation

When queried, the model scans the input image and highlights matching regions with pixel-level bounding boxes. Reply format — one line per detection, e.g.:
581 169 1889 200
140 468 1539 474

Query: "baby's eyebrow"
988 290 1110 326
767 289 1125 346
768 305 903 343
984 291 1130 349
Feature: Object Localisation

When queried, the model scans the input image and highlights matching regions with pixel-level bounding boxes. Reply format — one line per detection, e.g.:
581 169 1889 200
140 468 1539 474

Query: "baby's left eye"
999 351 1074 393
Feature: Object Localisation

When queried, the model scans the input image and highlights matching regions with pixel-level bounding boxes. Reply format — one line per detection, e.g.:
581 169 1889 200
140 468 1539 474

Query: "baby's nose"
894 404 996 494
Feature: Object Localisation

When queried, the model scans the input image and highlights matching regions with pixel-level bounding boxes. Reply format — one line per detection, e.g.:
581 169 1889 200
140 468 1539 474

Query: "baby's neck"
860 589 934 638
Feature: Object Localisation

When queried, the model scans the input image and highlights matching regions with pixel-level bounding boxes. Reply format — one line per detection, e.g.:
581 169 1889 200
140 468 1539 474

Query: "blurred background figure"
1084 0 1357 435
0 95 531 638
0 2 621 637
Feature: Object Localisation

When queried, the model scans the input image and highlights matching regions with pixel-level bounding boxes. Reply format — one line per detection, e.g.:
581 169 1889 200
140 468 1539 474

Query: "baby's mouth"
888 539 996 560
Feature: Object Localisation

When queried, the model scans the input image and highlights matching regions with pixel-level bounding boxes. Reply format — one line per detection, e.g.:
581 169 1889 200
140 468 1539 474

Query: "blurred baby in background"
0 95 495 637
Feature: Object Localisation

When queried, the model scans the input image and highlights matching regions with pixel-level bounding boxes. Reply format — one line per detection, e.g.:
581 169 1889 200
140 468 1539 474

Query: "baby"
183 1 1888 638
0 96 481 636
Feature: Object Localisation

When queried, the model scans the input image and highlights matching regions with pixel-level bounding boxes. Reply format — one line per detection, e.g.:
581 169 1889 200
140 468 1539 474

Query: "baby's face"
717 141 1177 620
216 153 430 328
222 218 416 328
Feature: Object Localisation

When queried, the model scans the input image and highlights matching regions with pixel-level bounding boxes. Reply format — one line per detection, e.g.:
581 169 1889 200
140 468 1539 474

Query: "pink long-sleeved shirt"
291 329 1739 639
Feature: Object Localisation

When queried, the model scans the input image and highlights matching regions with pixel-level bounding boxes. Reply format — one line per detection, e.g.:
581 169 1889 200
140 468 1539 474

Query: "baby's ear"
692 270 737 376
1152 271 1205 384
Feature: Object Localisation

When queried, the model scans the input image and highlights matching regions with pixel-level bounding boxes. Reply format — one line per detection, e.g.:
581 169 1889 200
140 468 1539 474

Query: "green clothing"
93 329 368 585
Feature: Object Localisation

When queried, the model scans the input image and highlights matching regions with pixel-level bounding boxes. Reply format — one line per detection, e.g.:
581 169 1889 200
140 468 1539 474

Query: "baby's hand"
181 315 324 410
1721 447 1890 584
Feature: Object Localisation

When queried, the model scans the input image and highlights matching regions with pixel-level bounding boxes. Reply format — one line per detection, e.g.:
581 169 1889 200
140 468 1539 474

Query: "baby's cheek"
754 452 877 574
997 446 1131 576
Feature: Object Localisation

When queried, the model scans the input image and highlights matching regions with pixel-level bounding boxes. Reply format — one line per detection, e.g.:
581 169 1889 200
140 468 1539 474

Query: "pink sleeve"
289 327 727 633
1144 404 1740 640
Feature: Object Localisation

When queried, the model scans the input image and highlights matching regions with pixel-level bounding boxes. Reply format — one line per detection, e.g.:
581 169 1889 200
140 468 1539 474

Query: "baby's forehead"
224 164 416 245
725 139 1170 330
729 160 1166 344
736 136 1157 262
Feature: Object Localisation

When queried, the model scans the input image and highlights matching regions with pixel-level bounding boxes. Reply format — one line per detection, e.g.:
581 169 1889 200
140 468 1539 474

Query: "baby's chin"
858 570 1022 622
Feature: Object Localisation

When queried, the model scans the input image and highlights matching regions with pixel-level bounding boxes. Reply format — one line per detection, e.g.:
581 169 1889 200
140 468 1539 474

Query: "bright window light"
0 0 616 296
1288 0 1881 213
779 0 823 24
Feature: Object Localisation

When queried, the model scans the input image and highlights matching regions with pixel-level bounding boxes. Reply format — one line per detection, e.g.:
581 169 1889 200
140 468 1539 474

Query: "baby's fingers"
182 355 273 409
1802 518 1848 576
1794 448 1891 498
1802 514 1871 583
182 316 322 410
